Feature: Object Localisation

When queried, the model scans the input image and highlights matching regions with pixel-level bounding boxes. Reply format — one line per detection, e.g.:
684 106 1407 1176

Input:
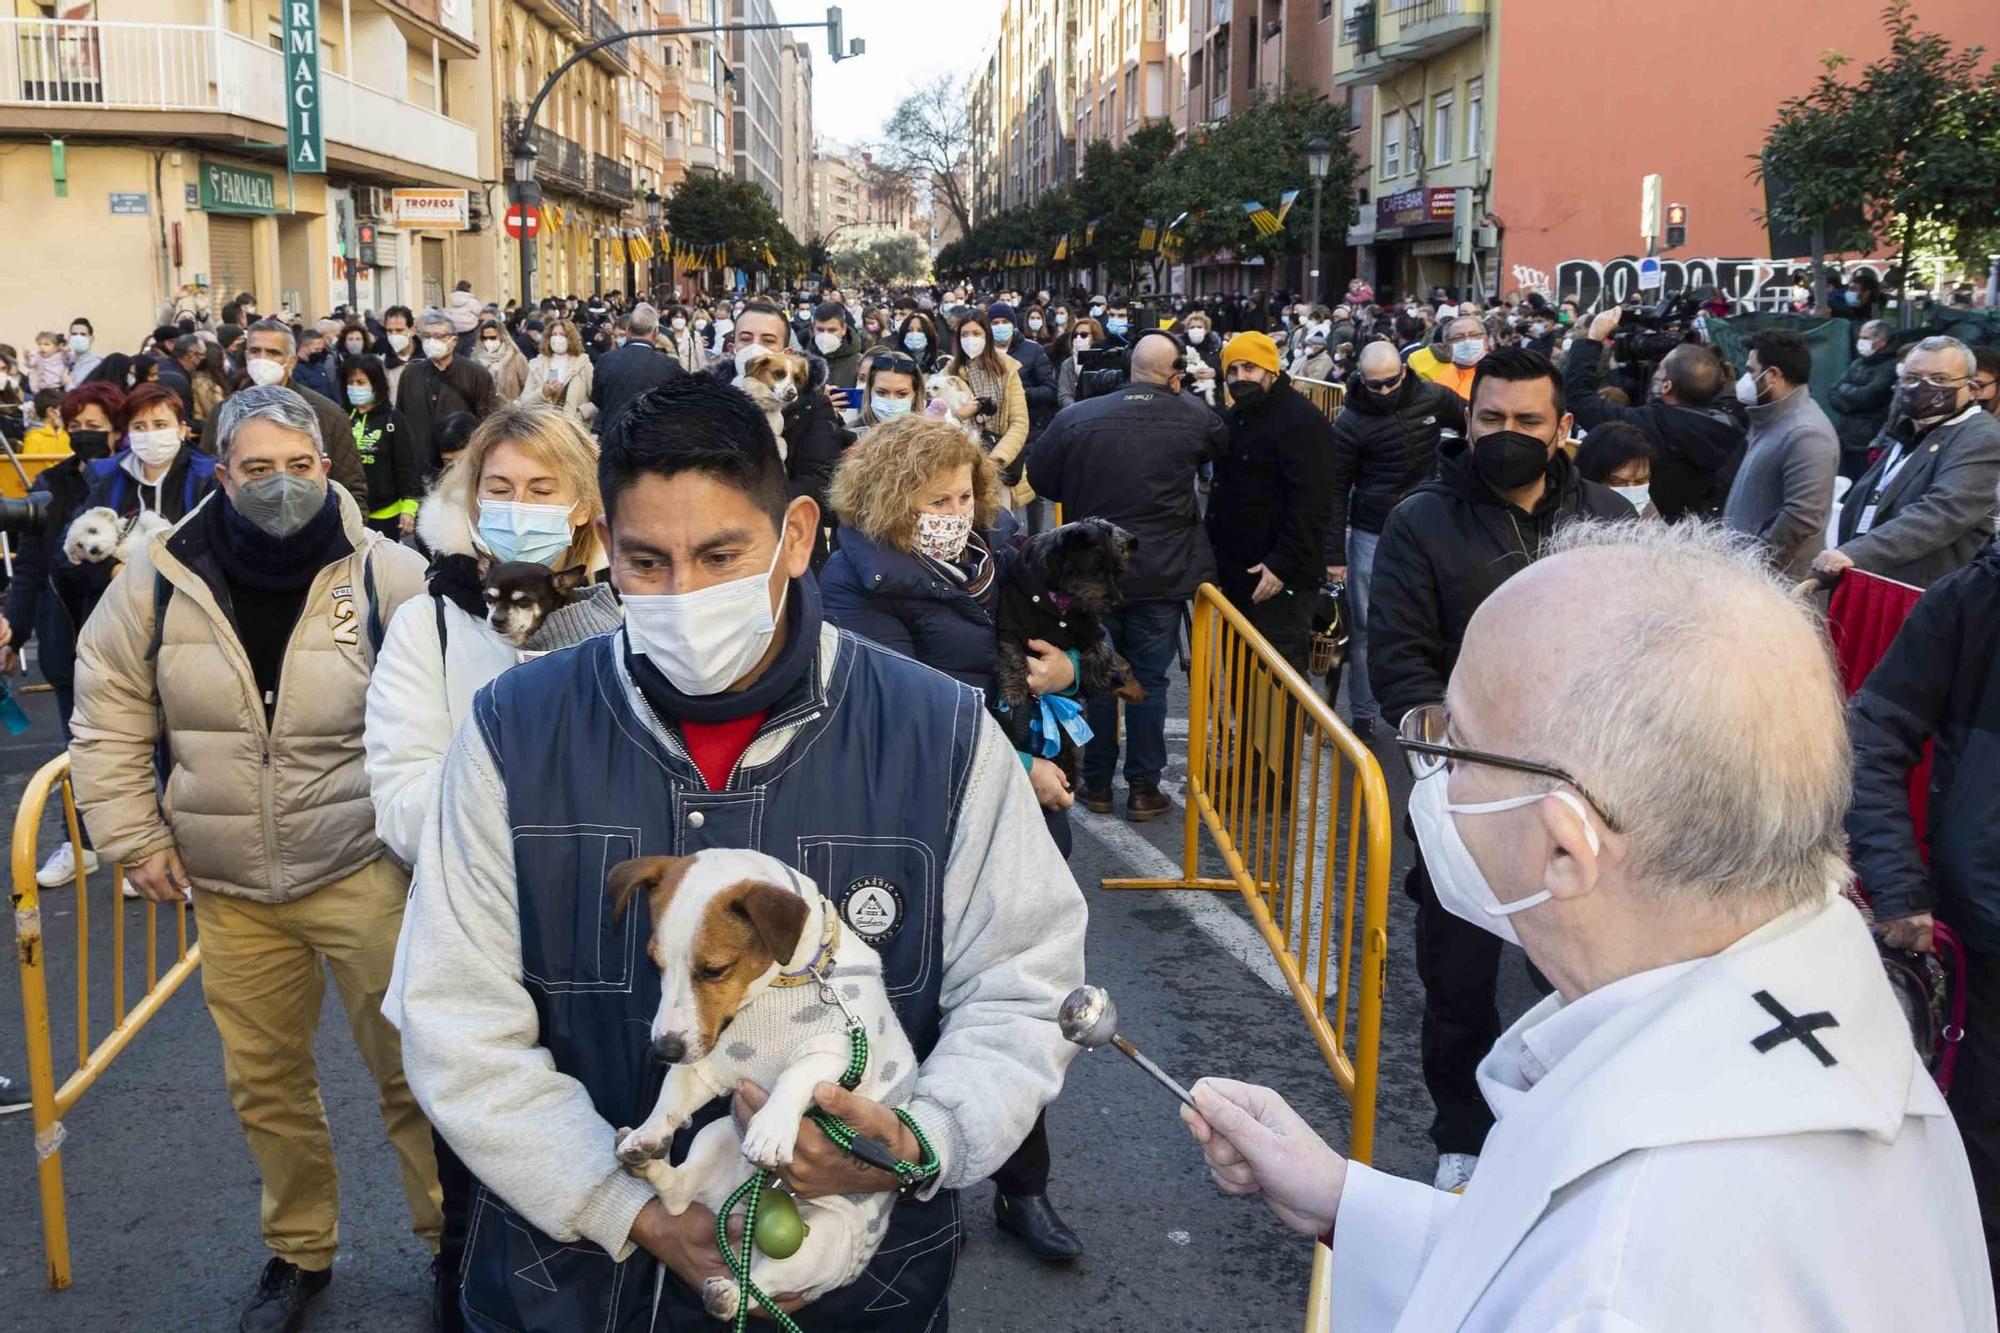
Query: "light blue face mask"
477 499 576 567
872 395 914 418
346 384 375 408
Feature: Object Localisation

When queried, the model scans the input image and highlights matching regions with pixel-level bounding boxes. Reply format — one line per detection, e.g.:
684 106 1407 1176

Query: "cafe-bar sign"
284 0 324 173
1376 187 1456 230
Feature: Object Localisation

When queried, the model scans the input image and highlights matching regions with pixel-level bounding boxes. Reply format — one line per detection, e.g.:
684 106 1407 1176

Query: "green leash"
715 984 940 1332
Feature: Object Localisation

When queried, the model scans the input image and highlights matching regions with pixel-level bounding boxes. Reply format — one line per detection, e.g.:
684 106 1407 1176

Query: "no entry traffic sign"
504 204 540 239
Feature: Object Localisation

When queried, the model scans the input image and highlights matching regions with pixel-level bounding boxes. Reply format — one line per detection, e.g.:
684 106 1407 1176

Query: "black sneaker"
240 1257 331 1333
994 1192 1083 1263
0 1073 31 1116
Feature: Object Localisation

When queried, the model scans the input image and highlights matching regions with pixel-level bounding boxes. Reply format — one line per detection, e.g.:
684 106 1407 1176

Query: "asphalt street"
0 664 1542 1333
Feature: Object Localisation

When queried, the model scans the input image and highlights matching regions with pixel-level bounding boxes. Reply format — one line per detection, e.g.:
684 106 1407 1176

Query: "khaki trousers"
193 856 443 1270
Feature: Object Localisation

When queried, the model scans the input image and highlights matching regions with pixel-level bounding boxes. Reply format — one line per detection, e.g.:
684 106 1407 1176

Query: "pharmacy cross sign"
284 0 324 173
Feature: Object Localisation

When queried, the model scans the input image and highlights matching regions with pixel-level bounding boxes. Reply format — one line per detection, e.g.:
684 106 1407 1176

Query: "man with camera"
1565 307 1745 521
1027 332 1226 822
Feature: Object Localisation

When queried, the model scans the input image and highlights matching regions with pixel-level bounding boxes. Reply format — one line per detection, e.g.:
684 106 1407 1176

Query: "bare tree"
878 73 973 240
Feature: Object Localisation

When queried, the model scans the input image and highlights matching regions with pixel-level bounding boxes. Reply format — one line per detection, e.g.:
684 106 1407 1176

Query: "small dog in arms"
481 559 587 646
609 848 918 1321
732 345 809 461
63 507 171 569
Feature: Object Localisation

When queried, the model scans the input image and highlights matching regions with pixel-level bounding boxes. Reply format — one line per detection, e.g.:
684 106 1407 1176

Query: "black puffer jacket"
1326 371 1465 564
1563 336 1745 522
1368 444 1634 721
1848 543 2000 950
1826 343 1901 471
1207 374 1336 594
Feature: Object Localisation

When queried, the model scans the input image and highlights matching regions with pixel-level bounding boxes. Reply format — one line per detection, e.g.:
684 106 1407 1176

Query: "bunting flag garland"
1275 189 1301 225
1052 233 1069 262
1084 218 1100 247
627 232 653 262
1139 218 1160 250
1242 200 1284 236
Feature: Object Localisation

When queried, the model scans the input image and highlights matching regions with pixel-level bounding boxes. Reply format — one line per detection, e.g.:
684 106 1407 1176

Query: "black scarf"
625 574 823 724
206 486 348 592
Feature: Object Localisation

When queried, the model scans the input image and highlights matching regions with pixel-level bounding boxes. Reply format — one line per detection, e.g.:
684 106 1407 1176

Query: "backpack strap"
361 549 385 659
145 570 172 663
433 592 449 690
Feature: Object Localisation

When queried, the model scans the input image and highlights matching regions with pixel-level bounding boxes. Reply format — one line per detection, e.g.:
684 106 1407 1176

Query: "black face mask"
67 429 112 461
1229 380 1267 410
1470 429 1554 491
1904 382 1963 423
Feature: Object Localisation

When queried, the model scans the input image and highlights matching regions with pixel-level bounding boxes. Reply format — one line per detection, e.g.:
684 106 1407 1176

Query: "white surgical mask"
68 334 91 355
814 330 843 355
1028 317 1044 332
422 337 451 362
1409 768 1598 946
477 499 577 567
872 395 913 418
1055 312 1069 326
548 335 569 355
1856 337 1879 357
245 357 287 387
1450 338 1485 367
672 317 688 331
1611 483 1651 512
387 332 412 354
1072 335 1091 353
128 426 181 466
904 332 928 352
622 535 786 696
960 335 987 359
344 338 364 355
915 511 974 563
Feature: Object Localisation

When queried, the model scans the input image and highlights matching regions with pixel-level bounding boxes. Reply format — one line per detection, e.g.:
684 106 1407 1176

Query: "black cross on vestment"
1749 989 1840 1067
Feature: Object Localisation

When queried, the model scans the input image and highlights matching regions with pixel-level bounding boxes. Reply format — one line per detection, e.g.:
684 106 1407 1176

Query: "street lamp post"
645 188 663 297
511 139 539 308
1306 134 1331 306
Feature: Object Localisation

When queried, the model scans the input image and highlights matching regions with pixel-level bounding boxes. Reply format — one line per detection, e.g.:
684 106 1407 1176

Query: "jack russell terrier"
608 848 917 1321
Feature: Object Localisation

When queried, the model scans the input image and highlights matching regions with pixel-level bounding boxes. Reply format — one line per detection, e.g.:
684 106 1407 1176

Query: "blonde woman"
517 318 595 422
943 309 1032 507
818 413 1085 1262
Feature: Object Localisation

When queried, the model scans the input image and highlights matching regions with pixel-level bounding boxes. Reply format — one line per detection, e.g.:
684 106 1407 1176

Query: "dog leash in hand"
715 961 941 1333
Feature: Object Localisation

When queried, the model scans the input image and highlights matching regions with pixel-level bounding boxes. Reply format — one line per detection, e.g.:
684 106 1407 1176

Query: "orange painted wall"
1491 0 2000 296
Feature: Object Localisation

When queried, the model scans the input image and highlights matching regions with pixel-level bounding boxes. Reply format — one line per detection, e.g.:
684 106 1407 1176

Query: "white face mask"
991 323 1014 344
1028 317 1044 332
872 395 913 418
914 511 974 563
622 534 786 696
1735 369 1766 406
1408 769 1599 946
814 330 844 355
1611 482 1651 511
960 335 987 359
128 426 182 466
548 335 569 355
1072 335 1091 353
422 337 451 362
672 318 688 331
387 332 412 353
1450 338 1486 367
1856 337 1878 357
245 357 287 387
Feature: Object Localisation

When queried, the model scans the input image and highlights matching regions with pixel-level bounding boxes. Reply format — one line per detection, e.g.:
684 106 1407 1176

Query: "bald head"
1451 520 1847 917
1130 333 1184 386
1657 343 1723 407
1358 341 1403 378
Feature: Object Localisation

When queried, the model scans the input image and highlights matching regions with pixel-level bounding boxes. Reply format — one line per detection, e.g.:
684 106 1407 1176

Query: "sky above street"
798 0 1005 148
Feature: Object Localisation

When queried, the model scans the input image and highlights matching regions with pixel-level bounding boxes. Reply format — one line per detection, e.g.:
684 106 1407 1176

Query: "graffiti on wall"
1511 256 1895 309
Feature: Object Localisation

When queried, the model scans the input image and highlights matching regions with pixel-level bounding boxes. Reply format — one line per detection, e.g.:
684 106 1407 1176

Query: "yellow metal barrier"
1289 376 1346 420
1103 583 1391 1333
12 754 200 1290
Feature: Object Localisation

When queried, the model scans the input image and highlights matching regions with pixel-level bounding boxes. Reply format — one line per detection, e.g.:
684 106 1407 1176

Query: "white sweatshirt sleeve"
363 595 455 867
901 716 1088 1191
391 718 657 1258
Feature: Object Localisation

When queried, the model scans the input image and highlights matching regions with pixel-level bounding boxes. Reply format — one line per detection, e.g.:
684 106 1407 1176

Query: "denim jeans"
1083 599 1181 787
1345 527 1381 725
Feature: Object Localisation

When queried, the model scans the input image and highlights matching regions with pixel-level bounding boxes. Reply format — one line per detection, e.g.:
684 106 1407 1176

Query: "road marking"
1073 809 1288 996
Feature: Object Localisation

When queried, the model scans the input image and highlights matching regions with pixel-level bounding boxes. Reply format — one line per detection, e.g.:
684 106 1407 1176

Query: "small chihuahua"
482 560 588 646
609 848 916 1322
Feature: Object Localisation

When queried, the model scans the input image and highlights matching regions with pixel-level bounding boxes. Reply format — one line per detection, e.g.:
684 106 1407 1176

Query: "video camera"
1611 292 1702 364
0 491 54 536
1074 346 1130 401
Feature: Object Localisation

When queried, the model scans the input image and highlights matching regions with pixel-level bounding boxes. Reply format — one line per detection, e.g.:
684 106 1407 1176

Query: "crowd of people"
2 264 1999 1331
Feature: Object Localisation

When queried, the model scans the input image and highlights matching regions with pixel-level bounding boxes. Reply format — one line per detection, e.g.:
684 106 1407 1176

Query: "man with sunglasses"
1326 340 1465 739
1366 346 1631 1191
1817 335 2000 589
1182 521 1992 1331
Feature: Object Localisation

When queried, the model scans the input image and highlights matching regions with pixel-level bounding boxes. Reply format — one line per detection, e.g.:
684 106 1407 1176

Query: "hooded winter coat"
1207 373 1337 594
68 486 426 902
1326 370 1466 565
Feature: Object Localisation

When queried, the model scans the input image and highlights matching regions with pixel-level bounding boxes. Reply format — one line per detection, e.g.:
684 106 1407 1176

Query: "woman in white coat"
515 318 595 423
365 402 618 1325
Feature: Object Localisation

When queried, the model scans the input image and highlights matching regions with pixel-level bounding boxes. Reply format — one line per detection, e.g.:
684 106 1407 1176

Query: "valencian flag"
1052 233 1069 261
1275 189 1301 225
1084 218 1100 247
1242 200 1284 236
1139 218 1160 250
627 232 653 261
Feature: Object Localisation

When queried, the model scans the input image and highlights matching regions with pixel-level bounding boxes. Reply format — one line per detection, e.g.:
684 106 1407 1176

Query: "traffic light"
827 6 843 60
1665 202 1688 251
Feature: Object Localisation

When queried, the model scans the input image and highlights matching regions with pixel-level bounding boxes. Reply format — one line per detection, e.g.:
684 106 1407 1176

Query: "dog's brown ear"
608 855 692 924
729 881 811 966
552 564 589 597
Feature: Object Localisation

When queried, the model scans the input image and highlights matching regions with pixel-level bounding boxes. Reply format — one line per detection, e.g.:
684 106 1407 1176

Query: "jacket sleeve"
901 716 1084 1192
987 363 1031 469
1267 407 1336 589
818 582 918 660
1839 425 2000 574
1563 337 1642 433
1327 1162 1460 1333
68 546 176 865
390 409 425 506
1829 362 1894 419
516 359 546 405
471 363 498 419
364 596 455 865
1018 347 1057 412
1326 412 1361 566
1056 358 1077 408
393 719 660 1258
319 398 370 502
1024 413 1069 501
570 360 596 423
1845 583 1960 920
2 474 56 644
1366 506 1448 723
1762 424 1838 557
784 398 848 513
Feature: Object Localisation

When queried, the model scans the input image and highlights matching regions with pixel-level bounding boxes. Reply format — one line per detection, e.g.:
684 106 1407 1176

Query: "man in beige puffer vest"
69 385 439 1333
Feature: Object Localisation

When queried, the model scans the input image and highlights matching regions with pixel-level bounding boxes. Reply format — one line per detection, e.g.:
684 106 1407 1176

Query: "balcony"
1337 0 1483 84
506 103 591 194
591 151 632 206
519 0 586 34
588 5 631 73
0 18 477 181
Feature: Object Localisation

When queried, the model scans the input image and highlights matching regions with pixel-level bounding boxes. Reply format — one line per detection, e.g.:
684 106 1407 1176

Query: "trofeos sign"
283 0 324 173
390 188 470 231
1376 187 1456 231
200 161 278 215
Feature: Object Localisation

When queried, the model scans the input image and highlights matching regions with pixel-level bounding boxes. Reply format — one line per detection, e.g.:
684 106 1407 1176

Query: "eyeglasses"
1361 374 1403 392
870 353 919 374
1896 373 1970 390
1395 703 1621 831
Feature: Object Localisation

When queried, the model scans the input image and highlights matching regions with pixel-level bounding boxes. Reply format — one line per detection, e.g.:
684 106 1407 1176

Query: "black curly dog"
994 518 1146 779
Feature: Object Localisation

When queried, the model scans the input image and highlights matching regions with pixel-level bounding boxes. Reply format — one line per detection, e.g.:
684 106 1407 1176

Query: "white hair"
418 308 453 336
244 318 295 358
628 303 660 337
1531 519 1850 915
213 384 321 461
1904 334 1976 378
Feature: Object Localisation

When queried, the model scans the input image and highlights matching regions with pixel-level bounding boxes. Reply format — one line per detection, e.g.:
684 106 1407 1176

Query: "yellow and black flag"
1052 233 1069 262
1242 200 1284 237
1139 218 1160 250
1275 189 1301 226
1084 218 1100 247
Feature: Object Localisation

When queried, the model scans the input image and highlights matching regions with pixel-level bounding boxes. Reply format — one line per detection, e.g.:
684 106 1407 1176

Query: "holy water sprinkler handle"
1058 985 1198 1111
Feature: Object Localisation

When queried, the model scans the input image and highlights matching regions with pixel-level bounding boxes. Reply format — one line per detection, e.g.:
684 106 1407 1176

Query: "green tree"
1760 0 2000 314
663 171 799 278
1071 121 1178 289
832 233 930 285
879 74 974 239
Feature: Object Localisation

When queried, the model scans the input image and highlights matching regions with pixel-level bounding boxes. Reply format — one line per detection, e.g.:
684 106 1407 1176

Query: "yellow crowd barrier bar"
13 754 200 1290
1289 376 1346 420
1102 584 1391 1333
